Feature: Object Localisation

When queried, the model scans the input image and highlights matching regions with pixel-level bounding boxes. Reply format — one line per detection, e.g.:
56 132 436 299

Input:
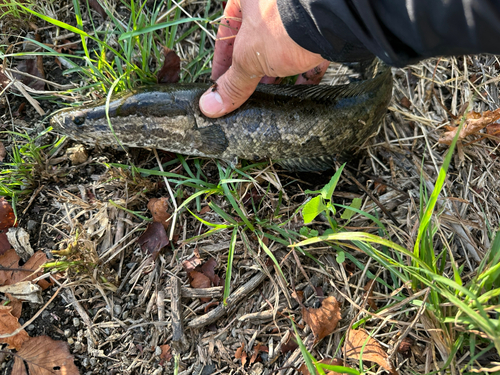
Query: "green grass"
291 111 500 373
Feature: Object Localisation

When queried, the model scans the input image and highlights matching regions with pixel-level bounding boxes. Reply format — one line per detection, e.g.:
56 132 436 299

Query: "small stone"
155 346 162 356
64 329 72 338
122 311 129 320
89 358 97 366
26 324 35 331
42 311 50 319
66 144 88 165
113 305 122 316
73 318 80 327
67 338 74 345
27 220 38 233
82 357 89 368
74 342 83 352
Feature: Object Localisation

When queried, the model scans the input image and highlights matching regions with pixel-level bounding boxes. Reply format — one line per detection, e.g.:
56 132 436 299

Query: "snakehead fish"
50 63 392 171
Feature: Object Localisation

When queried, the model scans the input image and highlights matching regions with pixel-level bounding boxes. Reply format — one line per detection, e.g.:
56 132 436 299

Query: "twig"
153 148 177 241
170 277 184 341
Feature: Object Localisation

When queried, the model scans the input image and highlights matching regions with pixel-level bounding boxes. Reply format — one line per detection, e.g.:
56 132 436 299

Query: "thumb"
199 65 261 118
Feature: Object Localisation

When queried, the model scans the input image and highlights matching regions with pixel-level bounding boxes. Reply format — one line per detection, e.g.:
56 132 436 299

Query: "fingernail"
200 90 223 116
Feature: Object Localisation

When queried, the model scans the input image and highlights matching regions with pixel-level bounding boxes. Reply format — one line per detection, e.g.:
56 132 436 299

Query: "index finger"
212 0 243 80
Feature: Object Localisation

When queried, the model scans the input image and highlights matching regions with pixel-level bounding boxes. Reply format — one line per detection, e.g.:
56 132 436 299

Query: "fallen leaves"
439 108 500 145
157 47 180 84
0 305 29 350
12 335 79 375
302 296 341 344
345 329 397 375
147 197 172 231
0 197 16 255
137 197 174 259
234 342 268 367
137 222 169 259
183 255 221 303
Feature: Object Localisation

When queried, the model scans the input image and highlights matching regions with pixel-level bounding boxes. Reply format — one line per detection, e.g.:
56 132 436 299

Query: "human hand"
199 0 326 118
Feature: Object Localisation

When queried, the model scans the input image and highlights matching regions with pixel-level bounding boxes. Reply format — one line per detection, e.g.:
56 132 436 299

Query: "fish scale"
50 61 393 171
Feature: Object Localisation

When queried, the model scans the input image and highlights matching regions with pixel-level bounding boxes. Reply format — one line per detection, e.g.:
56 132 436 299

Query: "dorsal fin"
253 63 391 103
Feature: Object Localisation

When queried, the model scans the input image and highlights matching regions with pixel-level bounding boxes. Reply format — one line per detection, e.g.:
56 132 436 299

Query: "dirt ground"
1 2 500 375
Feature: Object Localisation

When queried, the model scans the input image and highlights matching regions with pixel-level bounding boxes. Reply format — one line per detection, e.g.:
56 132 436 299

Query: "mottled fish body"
50 63 392 171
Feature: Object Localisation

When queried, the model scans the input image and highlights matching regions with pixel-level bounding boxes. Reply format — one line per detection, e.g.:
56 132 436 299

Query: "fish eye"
73 116 86 126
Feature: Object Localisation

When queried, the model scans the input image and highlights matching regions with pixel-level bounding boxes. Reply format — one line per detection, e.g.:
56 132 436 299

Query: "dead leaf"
147 197 172 231
0 305 29 350
201 257 220 286
182 252 202 274
0 197 16 230
235 342 248 367
345 329 397 375
0 197 16 255
199 206 211 215
486 123 500 145
14 59 45 91
397 337 413 355
302 296 341 344
88 0 107 18
188 270 212 303
439 108 500 145
299 358 345 375
0 141 5 161
137 221 169 259
280 336 298 354
249 343 268 365
292 290 304 304
159 344 172 363
364 280 378 311
157 47 180 84
12 335 79 375
0 249 49 288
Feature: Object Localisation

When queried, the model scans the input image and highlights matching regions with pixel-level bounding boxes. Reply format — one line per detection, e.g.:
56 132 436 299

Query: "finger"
200 64 261 118
295 60 330 85
212 0 242 80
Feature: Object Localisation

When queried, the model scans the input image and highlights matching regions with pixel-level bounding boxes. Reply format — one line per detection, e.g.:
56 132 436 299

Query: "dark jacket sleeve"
277 0 500 67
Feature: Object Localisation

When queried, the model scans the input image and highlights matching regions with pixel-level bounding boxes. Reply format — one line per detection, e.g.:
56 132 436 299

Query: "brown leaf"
302 296 341 344
235 342 247 366
249 343 267 365
345 329 397 375
292 290 304 304
0 197 16 231
439 108 500 145
189 270 211 289
0 141 5 162
486 123 500 145
364 280 378 311
201 257 219 285
147 197 172 231
189 270 212 303
280 336 298 354
397 337 413 354
159 344 172 363
0 249 49 287
182 252 202 274
137 222 169 259
14 59 45 91
12 335 79 375
0 232 11 256
0 305 29 350
299 358 345 375
157 47 180 84
199 206 211 215
88 0 107 18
